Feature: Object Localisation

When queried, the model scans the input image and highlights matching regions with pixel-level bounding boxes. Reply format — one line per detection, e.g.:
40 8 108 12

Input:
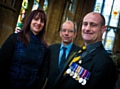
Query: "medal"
75 66 81 80
78 68 86 83
70 71 74 76
78 69 84 83
66 63 75 74
79 69 87 84
86 71 91 80
66 68 71 74
75 75 80 80
78 67 84 83
73 72 77 78
70 63 78 76
79 77 83 83
73 66 81 79
81 79 86 85
65 61 91 86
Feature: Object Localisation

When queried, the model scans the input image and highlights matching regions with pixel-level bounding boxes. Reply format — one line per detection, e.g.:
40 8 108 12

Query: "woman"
0 9 49 89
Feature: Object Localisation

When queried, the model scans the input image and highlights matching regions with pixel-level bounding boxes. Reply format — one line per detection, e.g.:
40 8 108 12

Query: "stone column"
0 0 22 47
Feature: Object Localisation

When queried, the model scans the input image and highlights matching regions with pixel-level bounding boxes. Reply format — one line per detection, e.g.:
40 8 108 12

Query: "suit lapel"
50 44 61 71
62 44 85 68
54 44 80 85
81 44 104 64
55 44 61 63
67 44 79 58
54 51 77 87
61 44 80 72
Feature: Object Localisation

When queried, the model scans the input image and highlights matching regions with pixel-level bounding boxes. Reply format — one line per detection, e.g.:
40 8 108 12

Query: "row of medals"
66 61 91 85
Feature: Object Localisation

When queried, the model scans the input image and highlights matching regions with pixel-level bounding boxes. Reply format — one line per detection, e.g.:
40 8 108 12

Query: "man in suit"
44 20 81 89
53 12 118 89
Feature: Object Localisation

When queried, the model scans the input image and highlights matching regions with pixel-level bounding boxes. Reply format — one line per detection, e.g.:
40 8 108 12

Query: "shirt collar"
60 42 73 50
86 41 102 53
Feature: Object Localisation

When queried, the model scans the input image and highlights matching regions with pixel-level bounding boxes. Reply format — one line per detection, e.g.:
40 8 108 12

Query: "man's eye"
68 30 74 33
82 22 87 26
61 29 66 32
91 23 97 26
83 24 88 27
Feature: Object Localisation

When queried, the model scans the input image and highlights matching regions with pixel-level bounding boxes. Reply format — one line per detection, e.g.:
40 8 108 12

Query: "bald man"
53 12 117 89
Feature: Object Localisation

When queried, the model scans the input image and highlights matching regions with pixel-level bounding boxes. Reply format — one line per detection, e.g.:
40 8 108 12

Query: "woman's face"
30 14 44 35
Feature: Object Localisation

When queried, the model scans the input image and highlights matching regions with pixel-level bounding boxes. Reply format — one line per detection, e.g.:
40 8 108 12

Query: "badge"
73 66 81 79
66 68 71 74
66 63 75 74
79 60 82 64
65 62 91 86
79 69 86 84
81 79 86 85
70 63 78 76
73 72 77 78
79 77 83 83
75 75 80 81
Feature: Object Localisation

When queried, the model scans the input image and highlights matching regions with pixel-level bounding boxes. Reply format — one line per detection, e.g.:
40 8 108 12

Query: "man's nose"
86 24 91 30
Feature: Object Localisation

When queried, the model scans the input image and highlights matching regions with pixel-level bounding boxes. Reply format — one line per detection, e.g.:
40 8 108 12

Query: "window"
15 0 28 33
61 0 77 22
15 0 48 33
94 0 120 53
32 0 40 11
59 0 77 32
43 0 48 13
69 0 77 14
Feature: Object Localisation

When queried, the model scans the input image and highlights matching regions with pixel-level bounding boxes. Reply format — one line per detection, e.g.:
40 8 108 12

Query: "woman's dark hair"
18 9 48 47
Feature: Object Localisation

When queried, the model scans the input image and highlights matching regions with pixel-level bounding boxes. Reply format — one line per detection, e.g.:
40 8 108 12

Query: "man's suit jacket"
45 43 81 89
53 43 117 89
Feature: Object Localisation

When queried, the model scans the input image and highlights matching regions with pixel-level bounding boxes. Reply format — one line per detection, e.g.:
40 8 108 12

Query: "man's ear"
74 32 77 38
102 26 107 34
59 31 62 37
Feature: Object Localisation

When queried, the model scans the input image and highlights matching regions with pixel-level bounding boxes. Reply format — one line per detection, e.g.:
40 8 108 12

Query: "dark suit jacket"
44 43 81 89
53 44 117 89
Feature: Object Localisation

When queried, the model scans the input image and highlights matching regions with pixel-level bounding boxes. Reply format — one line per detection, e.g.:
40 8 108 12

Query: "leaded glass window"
15 0 40 33
58 0 77 26
32 0 40 11
58 0 77 32
15 0 49 33
43 0 48 13
69 0 77 13
15 0 28 33
94 0 120 53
